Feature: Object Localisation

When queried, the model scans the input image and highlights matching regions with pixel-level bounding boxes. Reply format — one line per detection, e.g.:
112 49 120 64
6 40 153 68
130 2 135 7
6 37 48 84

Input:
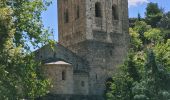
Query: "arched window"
62 71 66 80
112 5 119 20
95 2 102 17
64 9 69 23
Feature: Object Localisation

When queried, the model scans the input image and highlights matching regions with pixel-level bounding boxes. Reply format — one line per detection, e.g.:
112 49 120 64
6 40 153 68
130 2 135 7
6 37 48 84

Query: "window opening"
62 71 66 80
64 9 69 23
95 2 102 17
76 5 80 19
81 81 85 87
112 5 119 20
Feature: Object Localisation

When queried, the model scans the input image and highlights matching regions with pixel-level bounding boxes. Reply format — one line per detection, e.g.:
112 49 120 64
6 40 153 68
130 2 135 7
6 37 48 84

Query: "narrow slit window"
112 5 119 20
95 2 102 17
96 74 98 80
76 5 80 19
62 71 66 80
64 9 69 23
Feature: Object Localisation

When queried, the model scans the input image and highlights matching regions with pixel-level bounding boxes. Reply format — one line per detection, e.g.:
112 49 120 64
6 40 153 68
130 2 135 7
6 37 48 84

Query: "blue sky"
42 0 170 41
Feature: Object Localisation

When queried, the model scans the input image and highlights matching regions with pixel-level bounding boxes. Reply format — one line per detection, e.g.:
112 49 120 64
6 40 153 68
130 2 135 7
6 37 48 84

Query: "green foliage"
129 18 138 28
158 12 170 40
8 0 52 49
106 51 145 100
145 2 163 28
144 28 163 44
0 0 52 99
133 21 151 45
129 28 143 51
122 52 142 82
107 46 170 100
107 10 170 99
133 50 170 100
0 49 50 99
158 12 170 29
153 39 170 71
106 73 134 100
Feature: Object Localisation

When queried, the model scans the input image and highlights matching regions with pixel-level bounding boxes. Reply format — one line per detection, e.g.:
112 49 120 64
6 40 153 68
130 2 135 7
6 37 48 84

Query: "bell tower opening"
75 5 80 20
112 5 119 20
58 0 129 96
95 2 102 18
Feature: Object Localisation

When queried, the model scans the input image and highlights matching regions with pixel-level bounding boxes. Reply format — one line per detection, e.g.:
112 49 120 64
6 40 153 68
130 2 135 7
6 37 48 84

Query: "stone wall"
35 43 90 95
43 62 74 94
35 43 89 72
58 0 128 50
85 0 123 41
58 0 87 47
67 40 126 95
62 0 129 95
61 0 129 55
41 0 130 98
73 73 89 95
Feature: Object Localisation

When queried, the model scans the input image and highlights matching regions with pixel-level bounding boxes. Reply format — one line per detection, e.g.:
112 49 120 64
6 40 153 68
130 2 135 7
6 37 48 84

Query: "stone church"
36 0 129 99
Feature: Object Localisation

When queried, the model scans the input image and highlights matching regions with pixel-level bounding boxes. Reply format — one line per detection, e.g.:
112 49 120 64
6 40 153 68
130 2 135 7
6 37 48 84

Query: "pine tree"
145 3 163 28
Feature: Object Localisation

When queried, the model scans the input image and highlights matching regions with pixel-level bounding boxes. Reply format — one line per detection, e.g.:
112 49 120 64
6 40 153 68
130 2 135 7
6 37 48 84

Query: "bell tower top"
58 0 87 47
57 0 129 95
58 0 129 48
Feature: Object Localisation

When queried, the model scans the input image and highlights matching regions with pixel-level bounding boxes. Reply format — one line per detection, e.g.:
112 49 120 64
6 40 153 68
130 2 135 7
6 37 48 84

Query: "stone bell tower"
58 0 129 96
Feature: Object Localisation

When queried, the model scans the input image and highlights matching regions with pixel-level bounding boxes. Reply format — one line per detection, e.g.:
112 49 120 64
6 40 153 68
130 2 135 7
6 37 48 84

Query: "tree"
107 19 170 100
6 0 53 49
129 28 143 51
106 51 143 100
158 12 170 40
106 73 134 100
107 49 170 100
0 0 52 99
133 50 170 100
144 28 163 44
129 18 138 28
153 39 170 71
158 12 170 29
133 21 151 45
138 13 141 21
145 3 163 28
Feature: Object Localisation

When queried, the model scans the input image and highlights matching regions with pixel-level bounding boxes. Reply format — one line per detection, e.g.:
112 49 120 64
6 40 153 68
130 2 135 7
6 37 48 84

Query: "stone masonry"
36 0 129 100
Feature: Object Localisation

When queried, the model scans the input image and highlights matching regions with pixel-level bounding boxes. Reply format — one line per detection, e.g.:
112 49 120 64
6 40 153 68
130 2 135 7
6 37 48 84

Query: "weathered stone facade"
43 61 74 95
36 0 129 100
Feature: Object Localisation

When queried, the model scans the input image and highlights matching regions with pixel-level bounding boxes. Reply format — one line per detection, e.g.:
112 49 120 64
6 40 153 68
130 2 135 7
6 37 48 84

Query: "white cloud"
128 0 149 7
